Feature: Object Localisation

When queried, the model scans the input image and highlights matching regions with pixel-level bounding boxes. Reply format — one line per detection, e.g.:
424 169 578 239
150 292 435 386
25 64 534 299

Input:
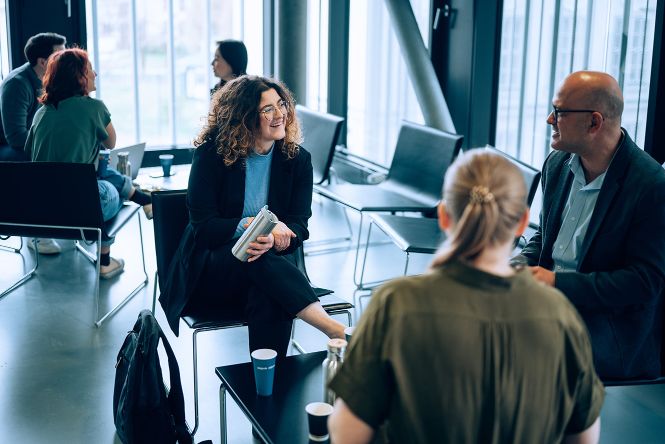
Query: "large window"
345 0 430 167
0 0 9 79
86 0 263 148
305 0 329 113
496 0 657 168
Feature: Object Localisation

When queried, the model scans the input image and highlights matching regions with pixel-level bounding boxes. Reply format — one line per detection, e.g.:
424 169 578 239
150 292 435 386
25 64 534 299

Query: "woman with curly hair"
160 75 346 356
25 48 152 279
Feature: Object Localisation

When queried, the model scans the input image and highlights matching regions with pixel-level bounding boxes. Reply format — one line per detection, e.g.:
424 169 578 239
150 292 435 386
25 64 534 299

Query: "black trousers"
186 241 318 357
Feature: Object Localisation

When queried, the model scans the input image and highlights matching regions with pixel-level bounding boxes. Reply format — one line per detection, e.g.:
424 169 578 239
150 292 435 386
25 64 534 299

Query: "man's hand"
272 221 296 252
247 233 274 262
529 266 556 286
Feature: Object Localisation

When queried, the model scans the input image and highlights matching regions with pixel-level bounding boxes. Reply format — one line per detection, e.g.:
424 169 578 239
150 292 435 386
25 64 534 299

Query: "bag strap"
159 329 193 444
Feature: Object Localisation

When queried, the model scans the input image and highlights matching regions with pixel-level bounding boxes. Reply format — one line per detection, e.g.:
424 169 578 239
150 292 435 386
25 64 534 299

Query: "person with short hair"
518 71 665 380
0 32 66 255
160 75 346 356
210 39 248 95
0 32 66 159
24 48 152 279
328 150 604 444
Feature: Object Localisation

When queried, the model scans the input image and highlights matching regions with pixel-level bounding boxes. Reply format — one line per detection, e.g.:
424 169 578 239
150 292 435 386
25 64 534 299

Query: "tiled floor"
0 196 432 443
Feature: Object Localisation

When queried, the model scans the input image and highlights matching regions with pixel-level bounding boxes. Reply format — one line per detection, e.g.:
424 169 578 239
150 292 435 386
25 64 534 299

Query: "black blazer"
159 141 313 335
521 131 665 379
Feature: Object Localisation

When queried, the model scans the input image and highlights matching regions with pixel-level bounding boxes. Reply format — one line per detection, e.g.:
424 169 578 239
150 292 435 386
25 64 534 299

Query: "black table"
216 351 665 444
216 351 327 444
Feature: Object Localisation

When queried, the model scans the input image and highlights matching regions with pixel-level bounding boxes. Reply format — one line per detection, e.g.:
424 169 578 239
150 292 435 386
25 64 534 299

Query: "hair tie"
469 186 494 204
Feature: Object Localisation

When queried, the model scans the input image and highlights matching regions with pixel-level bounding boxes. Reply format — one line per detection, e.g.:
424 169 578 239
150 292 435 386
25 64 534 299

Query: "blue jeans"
97 180 123 246
97 166 132 200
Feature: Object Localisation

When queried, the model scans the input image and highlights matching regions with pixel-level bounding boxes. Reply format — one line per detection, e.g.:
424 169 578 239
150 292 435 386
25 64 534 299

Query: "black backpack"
113 310 193 444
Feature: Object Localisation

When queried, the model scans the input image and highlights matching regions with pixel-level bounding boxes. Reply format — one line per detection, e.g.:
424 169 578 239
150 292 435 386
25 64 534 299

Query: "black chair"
296 105 354 249
359 146 541 288
0 162 148 326
296 104 344 185
603 299 665 386
150 189 352 436
314 121 463 288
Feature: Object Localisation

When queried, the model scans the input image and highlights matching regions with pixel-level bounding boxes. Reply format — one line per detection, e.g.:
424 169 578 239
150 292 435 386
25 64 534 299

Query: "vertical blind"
495 0 657 169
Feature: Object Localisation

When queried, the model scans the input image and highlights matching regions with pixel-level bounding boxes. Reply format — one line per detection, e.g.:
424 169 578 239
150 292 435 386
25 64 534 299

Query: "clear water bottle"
322 338 347 404
116 152 132 178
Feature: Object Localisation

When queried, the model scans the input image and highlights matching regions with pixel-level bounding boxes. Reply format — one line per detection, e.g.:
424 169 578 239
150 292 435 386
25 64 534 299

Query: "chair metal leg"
403 252 411 276
219 384 227 444
0 236 22 253
75 240 98 263
151 271 159 314
0 238 39 300
305 199 355 253
95 213 149 327
354 217 392 290
192 328 201 436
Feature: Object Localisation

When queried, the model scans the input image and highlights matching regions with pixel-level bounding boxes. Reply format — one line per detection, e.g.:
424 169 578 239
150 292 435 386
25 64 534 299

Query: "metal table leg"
219 384 227 444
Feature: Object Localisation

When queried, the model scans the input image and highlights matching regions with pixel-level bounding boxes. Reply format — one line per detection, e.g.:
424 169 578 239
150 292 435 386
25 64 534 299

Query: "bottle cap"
327 338 347 353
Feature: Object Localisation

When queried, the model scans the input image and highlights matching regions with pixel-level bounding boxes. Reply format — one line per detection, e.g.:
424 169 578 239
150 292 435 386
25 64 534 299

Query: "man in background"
0 32 66 255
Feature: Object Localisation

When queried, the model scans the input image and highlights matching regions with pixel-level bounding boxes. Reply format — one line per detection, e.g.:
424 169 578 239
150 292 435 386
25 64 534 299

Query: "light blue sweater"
234 147 274 237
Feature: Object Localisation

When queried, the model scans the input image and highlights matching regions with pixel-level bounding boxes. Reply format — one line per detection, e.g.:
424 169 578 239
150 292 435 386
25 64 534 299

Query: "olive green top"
26 95 110 166
330 261 604 444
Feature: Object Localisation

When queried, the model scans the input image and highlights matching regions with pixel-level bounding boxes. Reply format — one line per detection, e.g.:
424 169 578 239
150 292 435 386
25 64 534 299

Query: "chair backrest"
0 161 104 240
384 121 463 204
484 146 541 207
151 190 190 291
296 105 344 185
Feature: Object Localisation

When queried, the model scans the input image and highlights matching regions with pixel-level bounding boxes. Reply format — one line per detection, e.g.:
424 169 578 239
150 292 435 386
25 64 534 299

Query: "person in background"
0 32 66 255
210 39 248 95
24 48 152 279
516 71 665 380
328 150 604 444
160 75 346 356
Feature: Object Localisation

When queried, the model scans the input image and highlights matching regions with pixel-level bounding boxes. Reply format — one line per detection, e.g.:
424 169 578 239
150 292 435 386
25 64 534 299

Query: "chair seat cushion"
371 214 445 254
105 203 141 238
319 293 353 312
182 304 248 330
315 183 435 212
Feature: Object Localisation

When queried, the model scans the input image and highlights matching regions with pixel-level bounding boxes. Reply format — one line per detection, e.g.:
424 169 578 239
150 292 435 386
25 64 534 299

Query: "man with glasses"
518 71 665 380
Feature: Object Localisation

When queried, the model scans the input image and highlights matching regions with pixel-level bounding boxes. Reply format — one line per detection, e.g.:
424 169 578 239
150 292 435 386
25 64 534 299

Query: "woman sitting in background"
25 48 152 279
160 75 346 356
210 39 248 95
328 150 604 444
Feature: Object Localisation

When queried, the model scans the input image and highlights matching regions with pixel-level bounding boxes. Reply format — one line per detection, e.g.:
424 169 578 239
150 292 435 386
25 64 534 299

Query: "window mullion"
131 0 140 143
167 0 176 146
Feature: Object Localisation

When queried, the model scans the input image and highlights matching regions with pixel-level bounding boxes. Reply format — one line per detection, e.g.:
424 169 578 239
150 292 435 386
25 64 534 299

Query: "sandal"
100 257 125 279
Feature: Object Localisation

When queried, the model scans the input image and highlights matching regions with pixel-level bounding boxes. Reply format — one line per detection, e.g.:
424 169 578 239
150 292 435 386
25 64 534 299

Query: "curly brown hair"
194 75 302 166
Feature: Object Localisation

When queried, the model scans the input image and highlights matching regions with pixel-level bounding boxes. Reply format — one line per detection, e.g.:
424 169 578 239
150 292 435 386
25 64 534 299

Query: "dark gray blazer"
521 131 665 379
159 141 313 335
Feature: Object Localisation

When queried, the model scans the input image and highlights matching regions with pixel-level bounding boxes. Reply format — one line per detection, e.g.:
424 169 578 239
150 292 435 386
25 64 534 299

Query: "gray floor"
0 197 432 444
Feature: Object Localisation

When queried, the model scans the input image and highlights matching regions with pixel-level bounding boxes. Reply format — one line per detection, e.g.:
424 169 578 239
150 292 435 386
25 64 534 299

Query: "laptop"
109 142 146 180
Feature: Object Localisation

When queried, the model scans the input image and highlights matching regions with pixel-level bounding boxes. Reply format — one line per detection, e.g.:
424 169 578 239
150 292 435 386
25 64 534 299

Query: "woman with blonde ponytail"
329 150 604 444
